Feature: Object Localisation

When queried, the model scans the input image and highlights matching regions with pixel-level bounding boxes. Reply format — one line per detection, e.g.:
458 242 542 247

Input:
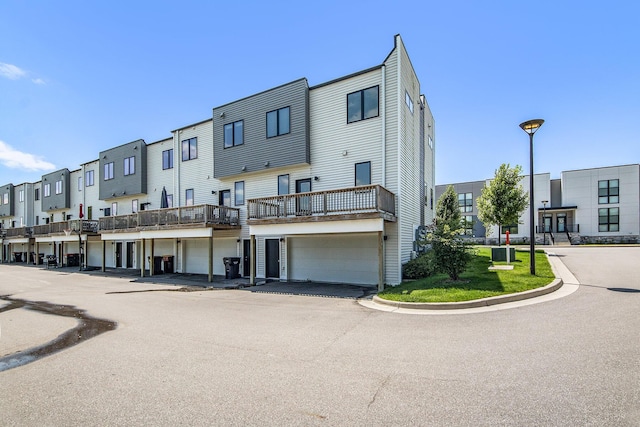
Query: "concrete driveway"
1 247 639 426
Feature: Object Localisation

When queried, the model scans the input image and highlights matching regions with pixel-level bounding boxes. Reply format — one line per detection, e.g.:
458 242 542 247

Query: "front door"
557 215 566 233
543 216 552 233
265 239 279 278
243 239 251 277
295 179 312 215
115 242 122 268
126 242 134 268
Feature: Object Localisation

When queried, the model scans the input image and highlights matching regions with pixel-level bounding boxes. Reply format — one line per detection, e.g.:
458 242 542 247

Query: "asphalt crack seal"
0 296 117 372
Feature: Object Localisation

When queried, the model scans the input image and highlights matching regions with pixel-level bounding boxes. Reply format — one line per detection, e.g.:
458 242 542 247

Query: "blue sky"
1 1 638 188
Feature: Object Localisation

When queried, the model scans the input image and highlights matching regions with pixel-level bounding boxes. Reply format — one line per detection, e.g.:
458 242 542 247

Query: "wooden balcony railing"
248 184 396 221
32 220 99 236
4 227 32 238
99 204 239 231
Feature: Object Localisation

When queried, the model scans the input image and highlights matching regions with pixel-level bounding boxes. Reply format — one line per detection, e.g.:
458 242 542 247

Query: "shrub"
402 251 437 280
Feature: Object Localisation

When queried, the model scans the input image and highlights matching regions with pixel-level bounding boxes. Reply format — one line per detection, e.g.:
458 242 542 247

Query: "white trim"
250 218 384 236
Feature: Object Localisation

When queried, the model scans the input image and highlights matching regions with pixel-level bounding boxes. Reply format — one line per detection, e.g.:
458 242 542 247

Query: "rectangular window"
87 206 92 220
501 225 518 234
181 137 197 161
266 106 290 138
219 190 231 207
405 90 414 114
104 162 114 180
78 176 82 191
103 207 111 217
224 121 244 148
132 199 138 213
428 135 433 149
458 193 473 213
44 183 51 197
599 207 619 232
355 161 371 186
85 170 94 187
234 181 244 206
278 174 289 195
19 190 24 202
124 156 135 176
111 202 117 216
3 193 8 204
34 188 40 201
462 216 474 236
598 179 619 204
166 194 173 208
185 189 194 206
162 149 174 170
55 180 63 195
347 86 379 123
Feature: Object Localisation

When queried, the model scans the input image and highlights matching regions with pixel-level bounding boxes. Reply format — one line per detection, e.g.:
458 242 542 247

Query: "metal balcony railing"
248 184 396 221
4 227 32 238
99 204 239 231
31 220 99 236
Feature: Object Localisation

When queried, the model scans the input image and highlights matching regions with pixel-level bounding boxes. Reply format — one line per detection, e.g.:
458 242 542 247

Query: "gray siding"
550 179 562 208
0 184 14 217
436 180 487 237
213 78 310 178
41 169 71 211
99 139 148 200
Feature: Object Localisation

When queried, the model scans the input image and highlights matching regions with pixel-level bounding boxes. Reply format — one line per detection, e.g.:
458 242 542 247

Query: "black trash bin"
163 256 174 274
223 257 241 279
14 252 23 263
153 256 164 274
66 253 80 267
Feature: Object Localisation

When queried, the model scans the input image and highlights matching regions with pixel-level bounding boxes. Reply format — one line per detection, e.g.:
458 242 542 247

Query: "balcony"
32 220 99 236
3 227 32 238
247 185 396 224
99 204 240 233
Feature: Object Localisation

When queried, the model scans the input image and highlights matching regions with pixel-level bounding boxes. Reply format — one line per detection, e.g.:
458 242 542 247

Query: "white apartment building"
0 34 435 289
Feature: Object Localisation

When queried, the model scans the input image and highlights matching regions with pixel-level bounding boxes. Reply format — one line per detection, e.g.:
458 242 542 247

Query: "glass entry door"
557 215 566 233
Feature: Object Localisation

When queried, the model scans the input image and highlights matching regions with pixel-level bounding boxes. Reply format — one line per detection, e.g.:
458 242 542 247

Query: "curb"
372 278 564 310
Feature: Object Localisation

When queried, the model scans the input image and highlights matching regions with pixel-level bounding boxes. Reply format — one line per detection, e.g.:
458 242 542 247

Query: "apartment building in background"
0 34 436 289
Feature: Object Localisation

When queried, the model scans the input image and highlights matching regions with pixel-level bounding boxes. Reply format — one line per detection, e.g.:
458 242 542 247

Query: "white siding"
146 137 175 210
174 120 216 208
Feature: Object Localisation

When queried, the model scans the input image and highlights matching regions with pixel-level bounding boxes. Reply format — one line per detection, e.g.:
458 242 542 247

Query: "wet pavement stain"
0 296 117 372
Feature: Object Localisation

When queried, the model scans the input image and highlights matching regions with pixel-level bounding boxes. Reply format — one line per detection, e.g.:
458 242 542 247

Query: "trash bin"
153 256 164 274
163 256 174 274
67 253 80 267
14 252 23 263
223 257 241 279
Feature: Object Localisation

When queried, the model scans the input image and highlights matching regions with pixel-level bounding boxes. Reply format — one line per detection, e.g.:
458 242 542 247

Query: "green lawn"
378 247 555 303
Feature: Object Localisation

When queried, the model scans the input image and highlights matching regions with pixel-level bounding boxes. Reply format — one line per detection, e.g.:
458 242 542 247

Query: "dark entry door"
126 242 134 268
295 178 312 215
243 239 251 277
265 239 279 278
115 242 123 268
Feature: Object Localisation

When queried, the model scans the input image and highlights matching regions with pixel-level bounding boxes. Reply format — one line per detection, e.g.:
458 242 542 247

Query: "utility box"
491 247 516 262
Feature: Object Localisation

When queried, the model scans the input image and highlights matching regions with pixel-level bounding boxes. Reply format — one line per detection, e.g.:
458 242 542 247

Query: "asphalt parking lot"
1 246 639 426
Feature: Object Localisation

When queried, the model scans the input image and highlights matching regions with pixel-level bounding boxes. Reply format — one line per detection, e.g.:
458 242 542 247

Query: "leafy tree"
476 164 528 245
427 185 472 281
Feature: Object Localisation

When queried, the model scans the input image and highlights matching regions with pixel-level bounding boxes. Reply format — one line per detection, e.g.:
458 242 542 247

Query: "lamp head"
519 119 544 135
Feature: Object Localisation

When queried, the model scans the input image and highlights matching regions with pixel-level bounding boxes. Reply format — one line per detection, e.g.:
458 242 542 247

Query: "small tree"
477 163 528 245
428 185 472 281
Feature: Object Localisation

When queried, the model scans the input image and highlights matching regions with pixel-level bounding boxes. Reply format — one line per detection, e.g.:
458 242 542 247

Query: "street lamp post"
519 119 544 275
541 200 549 245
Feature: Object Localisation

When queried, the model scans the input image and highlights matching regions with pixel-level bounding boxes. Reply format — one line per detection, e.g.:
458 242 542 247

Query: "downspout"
381 64 386 188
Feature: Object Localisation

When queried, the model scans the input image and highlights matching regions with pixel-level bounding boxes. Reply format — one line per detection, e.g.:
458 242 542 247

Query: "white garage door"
288 234 378 285
183 238 237 275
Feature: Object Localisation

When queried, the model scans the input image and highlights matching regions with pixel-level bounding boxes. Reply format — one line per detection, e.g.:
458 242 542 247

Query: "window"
219 190 231 207
19 190 24 202
347 86 379 123
124 156 135 176
103 207 111 217
166 194 173 208
598 179 619 204
428 135 433 149
132 199 138 213
85 170 94 187
462 216 473 236
458 192 473 212
185 189 194 206
430 188 434 210
278 174 289 195
111 202 117 216
44 183 51 197
224 121 243 148
405 90 414 114
34 188 40 201
234 181 244 206
162 149 174 170
502 225 518 234
78 176 82 191
2 193 7 204
355 161 371 186
599 207 619 232
267 107 290 138
104 162 114 180
182 138 197 161
87 206 92 220
55 180 63 195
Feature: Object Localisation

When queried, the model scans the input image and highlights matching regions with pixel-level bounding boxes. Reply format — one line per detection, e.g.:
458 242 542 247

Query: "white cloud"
0 62 26 80
32 78 45 85
0 140 56 171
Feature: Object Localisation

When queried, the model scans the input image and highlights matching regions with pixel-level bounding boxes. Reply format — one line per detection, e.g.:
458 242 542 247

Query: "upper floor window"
78 176 82 191
278 174 289 195
182 138 197 161
55 180 63 195
267 107 290 138
599 207 619 232
219 189 231 207
234 181 244 206
462 215 474 236
162 149 174 170
85 170 94 186
103 207 111 217
19 190 24 202
185 189 194 206
104 162 114 180
44 183 51 197
355 161 371 186
428 135 433 149
111 202 117 216
405 91 414 114
347 86 379 123
458 192 473 212
34 188 40 201
224 121 243 148
598 179 619 204
3 193 8 204
166 194 173 208
124 156 135 176
132 199 138 213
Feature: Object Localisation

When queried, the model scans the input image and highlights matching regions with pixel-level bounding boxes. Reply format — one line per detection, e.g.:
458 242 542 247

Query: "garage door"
183 238 237 275
288 234 378 285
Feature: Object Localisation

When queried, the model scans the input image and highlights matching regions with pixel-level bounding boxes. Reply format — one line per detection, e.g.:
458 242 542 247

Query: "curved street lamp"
519 119 544 275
